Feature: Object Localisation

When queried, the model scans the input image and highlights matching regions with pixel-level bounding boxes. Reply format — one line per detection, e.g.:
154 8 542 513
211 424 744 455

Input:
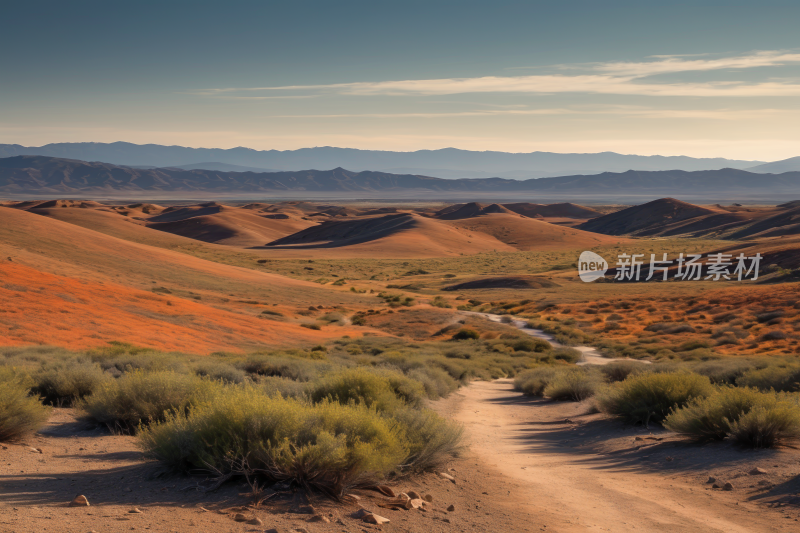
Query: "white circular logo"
578 251 608 282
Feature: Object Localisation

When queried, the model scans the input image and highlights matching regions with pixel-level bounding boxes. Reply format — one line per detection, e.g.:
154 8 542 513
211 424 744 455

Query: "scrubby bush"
552 347 582 363
691 359 760 385
452 328 479 340
258 376 308 398
192 361 247 384
507 337 552 353
729 401 800 448
308 367 425 412
543 367 601 401
665 386 775 441
390 407 463 472
90 347 188 375
600 360 648 382
514 366 558 396
140 388 407 496
596 372 713 426
33 361 109 405
81 371 222 431
0 373 50 441
644 322 695 334
737 364 800 392
406 367 459 399
238 355 331 382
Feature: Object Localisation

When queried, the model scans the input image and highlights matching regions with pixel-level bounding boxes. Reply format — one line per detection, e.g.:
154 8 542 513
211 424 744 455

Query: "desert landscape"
3 191 800 533
5 3 800 532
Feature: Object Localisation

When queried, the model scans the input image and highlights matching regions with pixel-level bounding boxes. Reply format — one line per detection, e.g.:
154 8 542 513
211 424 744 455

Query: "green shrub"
508 337 552 353
452 328 479 341
737 364 800 392
192 361 247 384
552 347 582 363
308 367 425 412
600 360 648 382
664 387 775 441
543 367 601 401
390 407 463 472
33 361 109 405
0 375 50 442
406 367 459 399
729 400 800 448
514 367 558 396
91 350 187 375
238 355 330 382
140 387 407 496
81 371 222 431
596 372 713 426
691 359 760 385
258 376 308 398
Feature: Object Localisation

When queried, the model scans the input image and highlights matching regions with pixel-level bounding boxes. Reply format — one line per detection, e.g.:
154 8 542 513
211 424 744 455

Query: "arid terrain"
3 196 800 532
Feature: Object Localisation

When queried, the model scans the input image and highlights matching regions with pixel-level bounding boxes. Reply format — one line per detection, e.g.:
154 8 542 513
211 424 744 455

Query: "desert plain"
3 196 800 533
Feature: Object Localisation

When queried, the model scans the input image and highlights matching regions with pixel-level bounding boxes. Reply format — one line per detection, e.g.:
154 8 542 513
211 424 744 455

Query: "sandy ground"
438 379 800 532
3 382 800 533
0 409 542 533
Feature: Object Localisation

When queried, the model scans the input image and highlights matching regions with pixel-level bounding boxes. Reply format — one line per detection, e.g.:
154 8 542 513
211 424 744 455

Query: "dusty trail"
464 311 623 365
439 379 793 533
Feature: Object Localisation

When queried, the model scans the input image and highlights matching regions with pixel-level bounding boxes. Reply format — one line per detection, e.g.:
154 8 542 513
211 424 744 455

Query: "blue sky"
2 1 800 159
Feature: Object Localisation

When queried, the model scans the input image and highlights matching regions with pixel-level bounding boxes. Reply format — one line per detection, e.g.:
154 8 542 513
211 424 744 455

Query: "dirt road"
436 379 800 533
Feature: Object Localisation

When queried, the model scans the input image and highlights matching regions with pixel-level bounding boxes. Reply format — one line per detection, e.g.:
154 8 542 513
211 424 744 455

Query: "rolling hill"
0 208 372 351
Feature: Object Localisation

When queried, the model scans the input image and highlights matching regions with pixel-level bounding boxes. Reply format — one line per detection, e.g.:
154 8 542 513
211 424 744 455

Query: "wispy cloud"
194 50 800 98
272 107 789 120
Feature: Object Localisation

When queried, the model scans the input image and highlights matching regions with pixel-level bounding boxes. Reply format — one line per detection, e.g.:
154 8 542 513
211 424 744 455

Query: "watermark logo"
578 251 762 282
578 251 608 282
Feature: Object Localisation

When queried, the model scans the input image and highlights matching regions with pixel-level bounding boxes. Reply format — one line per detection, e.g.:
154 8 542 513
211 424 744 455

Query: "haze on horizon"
2 1 800 161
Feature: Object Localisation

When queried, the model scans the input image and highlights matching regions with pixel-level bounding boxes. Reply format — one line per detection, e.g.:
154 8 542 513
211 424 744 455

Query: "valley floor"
3 381 800 533
436 379 800 532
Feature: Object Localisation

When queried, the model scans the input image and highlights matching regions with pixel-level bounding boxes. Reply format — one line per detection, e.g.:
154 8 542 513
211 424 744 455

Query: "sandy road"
438 379 794 533
463 312 619 365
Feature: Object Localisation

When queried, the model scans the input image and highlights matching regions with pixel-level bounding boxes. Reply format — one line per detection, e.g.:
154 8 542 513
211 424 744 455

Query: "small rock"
424 494 433 502
410 499 425 509
723 482 734 491
665 456 674 462
712 483 721 489
749 467 767 475
128 508 142 514
447 504 455 512
363 513 390 525
346 493 361 502
443 517 451 523
373 485 395 497
706 476 716 483
307 514 329 523
69 495 90 507
758 480 771 486
634 436 643 441
293 504 315 514
294 528 310 533
407 490 422 500
28 447 42 454
233 513 247 522
248 517 263 526
439 472 456 483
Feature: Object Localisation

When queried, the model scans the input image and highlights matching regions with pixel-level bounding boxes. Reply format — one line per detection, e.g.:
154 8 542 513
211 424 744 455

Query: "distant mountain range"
0 142 772 179
3 156 800 200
